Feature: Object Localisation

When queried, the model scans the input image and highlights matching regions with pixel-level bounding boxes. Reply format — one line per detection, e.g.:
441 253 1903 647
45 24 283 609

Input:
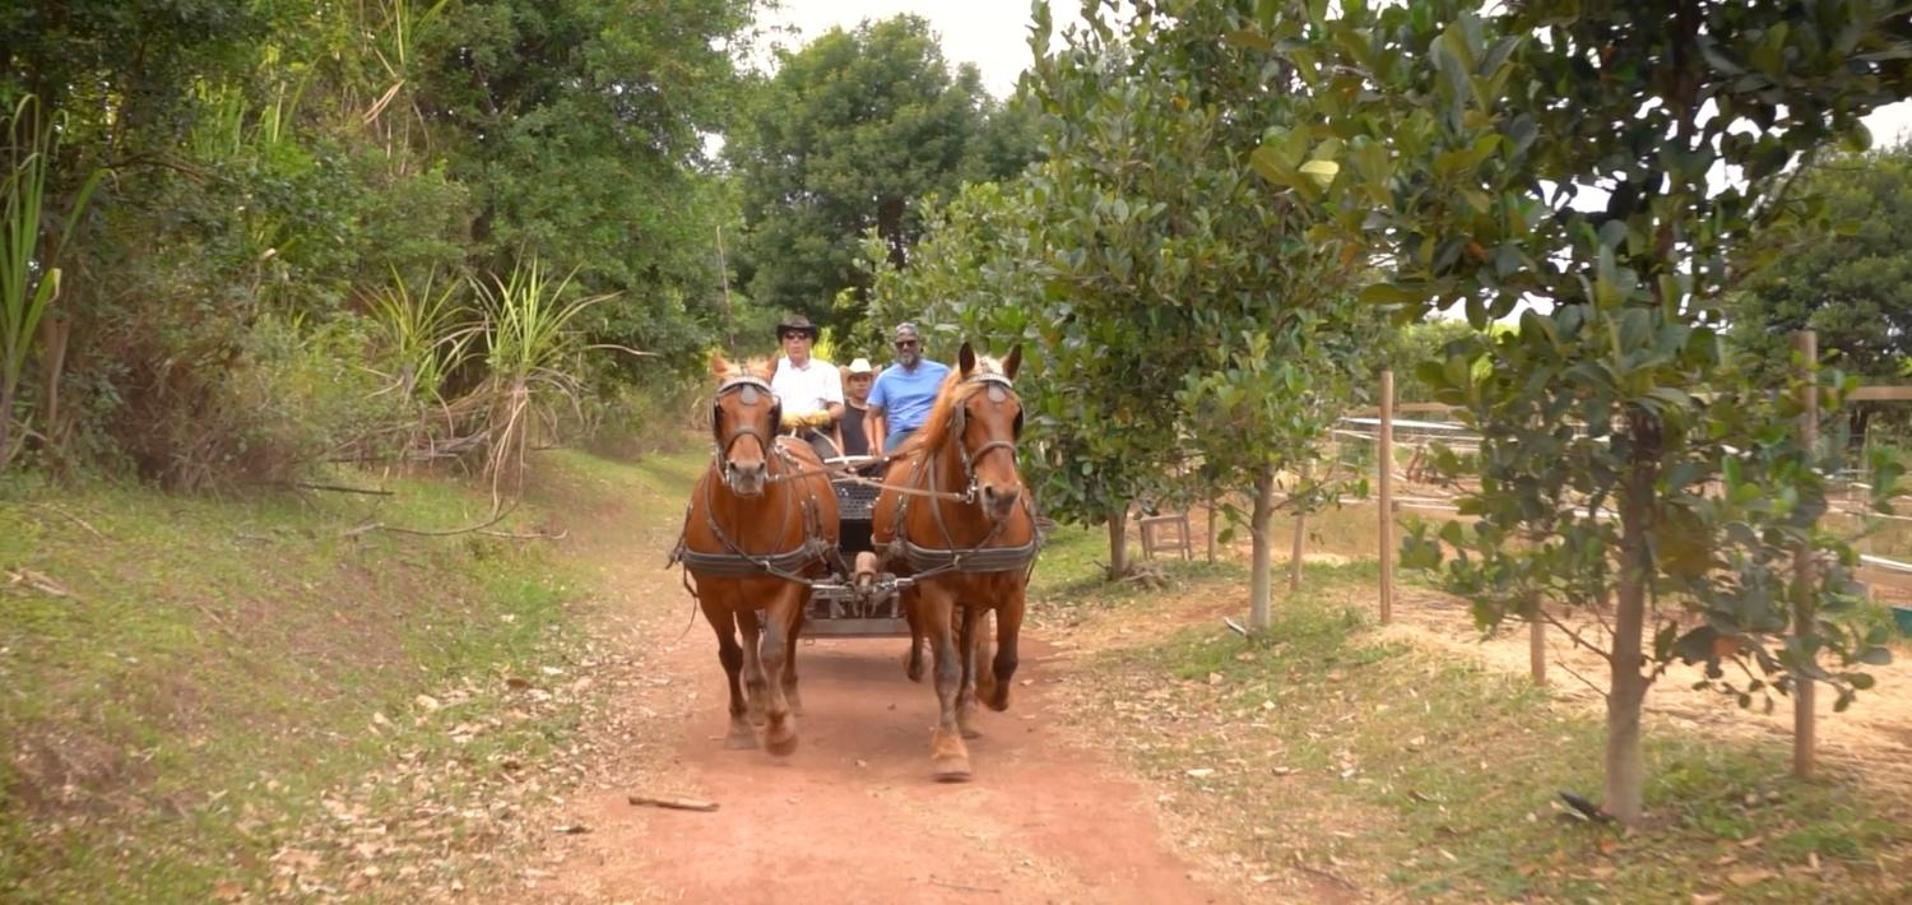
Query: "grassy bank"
1036 546 1912 902
0 449 699 902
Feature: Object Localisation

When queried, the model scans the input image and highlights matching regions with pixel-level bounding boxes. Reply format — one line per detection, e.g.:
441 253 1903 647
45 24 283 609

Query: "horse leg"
984 586 1025 712
956 603 983 740
737 607 769 729
758 590 801 756
973 608 998 718
783 603 805 717
922 587 971 781
902 587 927 683
703 601 755 750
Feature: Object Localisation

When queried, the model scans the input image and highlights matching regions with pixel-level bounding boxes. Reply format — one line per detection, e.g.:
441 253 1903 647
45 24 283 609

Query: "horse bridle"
710 376 781 480
948 373 1024 503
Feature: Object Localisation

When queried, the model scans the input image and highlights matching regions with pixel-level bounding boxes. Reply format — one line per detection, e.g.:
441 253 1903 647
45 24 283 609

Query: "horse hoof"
765 719 799 756
933 757 973 783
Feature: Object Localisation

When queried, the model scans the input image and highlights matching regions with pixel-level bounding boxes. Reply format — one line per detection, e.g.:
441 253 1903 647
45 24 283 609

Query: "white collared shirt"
771 356 844 416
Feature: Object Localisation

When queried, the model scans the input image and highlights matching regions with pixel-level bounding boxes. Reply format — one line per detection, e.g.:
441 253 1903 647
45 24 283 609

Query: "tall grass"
1 96 100 471
465 260 612 504
367 267 474 405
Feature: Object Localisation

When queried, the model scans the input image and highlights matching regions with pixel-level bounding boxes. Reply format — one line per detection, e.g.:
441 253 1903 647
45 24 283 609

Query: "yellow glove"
779 410 805 431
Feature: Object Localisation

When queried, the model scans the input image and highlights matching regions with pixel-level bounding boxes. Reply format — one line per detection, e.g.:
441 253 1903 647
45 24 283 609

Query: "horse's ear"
710 352 731 377
1002 344 1022 381
959 342 977 376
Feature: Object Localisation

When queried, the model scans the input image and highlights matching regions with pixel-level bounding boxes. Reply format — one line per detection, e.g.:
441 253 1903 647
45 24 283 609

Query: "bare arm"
867 407 887 455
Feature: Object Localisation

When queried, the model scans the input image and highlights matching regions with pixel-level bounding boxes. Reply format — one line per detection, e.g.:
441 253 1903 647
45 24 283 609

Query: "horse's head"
952 341 1025 523
709 354 780 497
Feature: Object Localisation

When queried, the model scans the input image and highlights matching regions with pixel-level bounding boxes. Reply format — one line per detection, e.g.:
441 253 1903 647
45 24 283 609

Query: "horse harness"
881 373 1042 579
668 375 844 591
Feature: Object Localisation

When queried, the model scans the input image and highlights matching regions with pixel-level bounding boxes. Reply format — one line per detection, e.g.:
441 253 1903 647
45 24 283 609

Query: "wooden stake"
1794 330 1819 779
1206 487 1218 564
1530 614 1547 686
1379 370 1395 625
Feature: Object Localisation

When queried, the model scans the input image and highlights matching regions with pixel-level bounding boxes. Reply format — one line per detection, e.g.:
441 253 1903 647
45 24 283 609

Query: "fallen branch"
627 793 718 812
279 481 395 496
928 879 1000 895
479 527 568 541
29 503 106 539
1292 862 1360 891
345 501 520 538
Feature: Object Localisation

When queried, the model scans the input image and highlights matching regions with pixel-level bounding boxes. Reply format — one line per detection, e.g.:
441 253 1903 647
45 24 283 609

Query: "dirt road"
535 467 1236 905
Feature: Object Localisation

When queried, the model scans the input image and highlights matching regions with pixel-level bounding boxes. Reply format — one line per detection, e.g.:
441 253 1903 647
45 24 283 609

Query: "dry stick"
627 793 718 812
928 879 1000 895
277 481 395 496
29 502 105 539
346 500 520 538
478 528 568 541
1794 329 1820 780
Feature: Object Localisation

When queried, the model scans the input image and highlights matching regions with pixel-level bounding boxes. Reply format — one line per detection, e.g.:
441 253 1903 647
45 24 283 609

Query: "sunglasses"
894 339 919 349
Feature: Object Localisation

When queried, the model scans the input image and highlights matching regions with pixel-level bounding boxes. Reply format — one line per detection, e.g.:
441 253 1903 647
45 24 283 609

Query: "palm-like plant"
2 96 100 471
465 260 613 503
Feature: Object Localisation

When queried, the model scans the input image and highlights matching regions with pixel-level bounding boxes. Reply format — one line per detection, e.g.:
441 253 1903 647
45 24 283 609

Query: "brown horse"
675 354 840 755
871 342 1037 781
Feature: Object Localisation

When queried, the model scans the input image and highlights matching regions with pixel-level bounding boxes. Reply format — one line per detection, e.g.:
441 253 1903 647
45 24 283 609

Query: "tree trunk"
1106 505 1130 579
1606 417 1658 824
1249 465 1276 633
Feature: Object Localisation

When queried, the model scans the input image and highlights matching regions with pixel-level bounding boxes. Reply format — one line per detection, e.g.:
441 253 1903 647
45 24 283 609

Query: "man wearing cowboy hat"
867 322 951 455
769 314 844 460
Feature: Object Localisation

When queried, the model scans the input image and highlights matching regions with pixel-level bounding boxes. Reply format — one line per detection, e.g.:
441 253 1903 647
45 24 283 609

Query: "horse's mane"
899 354 1007 456
712 354 773 384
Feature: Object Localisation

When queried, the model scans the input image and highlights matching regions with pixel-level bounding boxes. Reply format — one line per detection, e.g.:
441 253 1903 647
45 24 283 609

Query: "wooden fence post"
1794 330 1819 779
1379 370 1395 625
1530 615 1547 686
1206 488 1218 564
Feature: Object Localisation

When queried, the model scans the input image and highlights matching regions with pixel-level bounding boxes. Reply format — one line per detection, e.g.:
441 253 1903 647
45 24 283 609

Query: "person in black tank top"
840 357 877 459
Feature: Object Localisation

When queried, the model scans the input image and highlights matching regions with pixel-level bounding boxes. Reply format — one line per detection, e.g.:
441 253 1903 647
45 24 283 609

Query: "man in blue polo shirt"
866 322 951 455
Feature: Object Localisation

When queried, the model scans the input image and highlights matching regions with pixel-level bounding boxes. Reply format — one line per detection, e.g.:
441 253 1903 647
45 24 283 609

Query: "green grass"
1071 570 1912 903
0 448 705 902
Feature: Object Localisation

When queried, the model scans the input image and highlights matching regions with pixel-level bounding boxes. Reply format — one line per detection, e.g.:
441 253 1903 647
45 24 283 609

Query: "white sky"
752 0 1079 98
757 1 1912 143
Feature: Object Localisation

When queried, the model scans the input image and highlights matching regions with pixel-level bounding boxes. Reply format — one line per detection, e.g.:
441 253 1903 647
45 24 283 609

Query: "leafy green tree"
1283 0 1911 823
1726 144 1912 382
728 15 1030 333
867 1 1382 609
413 0 755 372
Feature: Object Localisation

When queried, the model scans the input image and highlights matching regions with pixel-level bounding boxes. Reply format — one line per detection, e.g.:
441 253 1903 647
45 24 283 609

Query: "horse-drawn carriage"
671 343 1040 780
803 458 912 636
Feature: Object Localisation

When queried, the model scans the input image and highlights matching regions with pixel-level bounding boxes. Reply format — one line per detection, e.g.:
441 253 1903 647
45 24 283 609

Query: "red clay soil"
547 624 1237 904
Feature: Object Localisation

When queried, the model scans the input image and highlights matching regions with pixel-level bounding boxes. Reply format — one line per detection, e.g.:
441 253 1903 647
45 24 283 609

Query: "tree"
1725 144 1912 450
728 15 1029 333
413 0 756 373
866 0 1382 608
1283 0 1911 823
